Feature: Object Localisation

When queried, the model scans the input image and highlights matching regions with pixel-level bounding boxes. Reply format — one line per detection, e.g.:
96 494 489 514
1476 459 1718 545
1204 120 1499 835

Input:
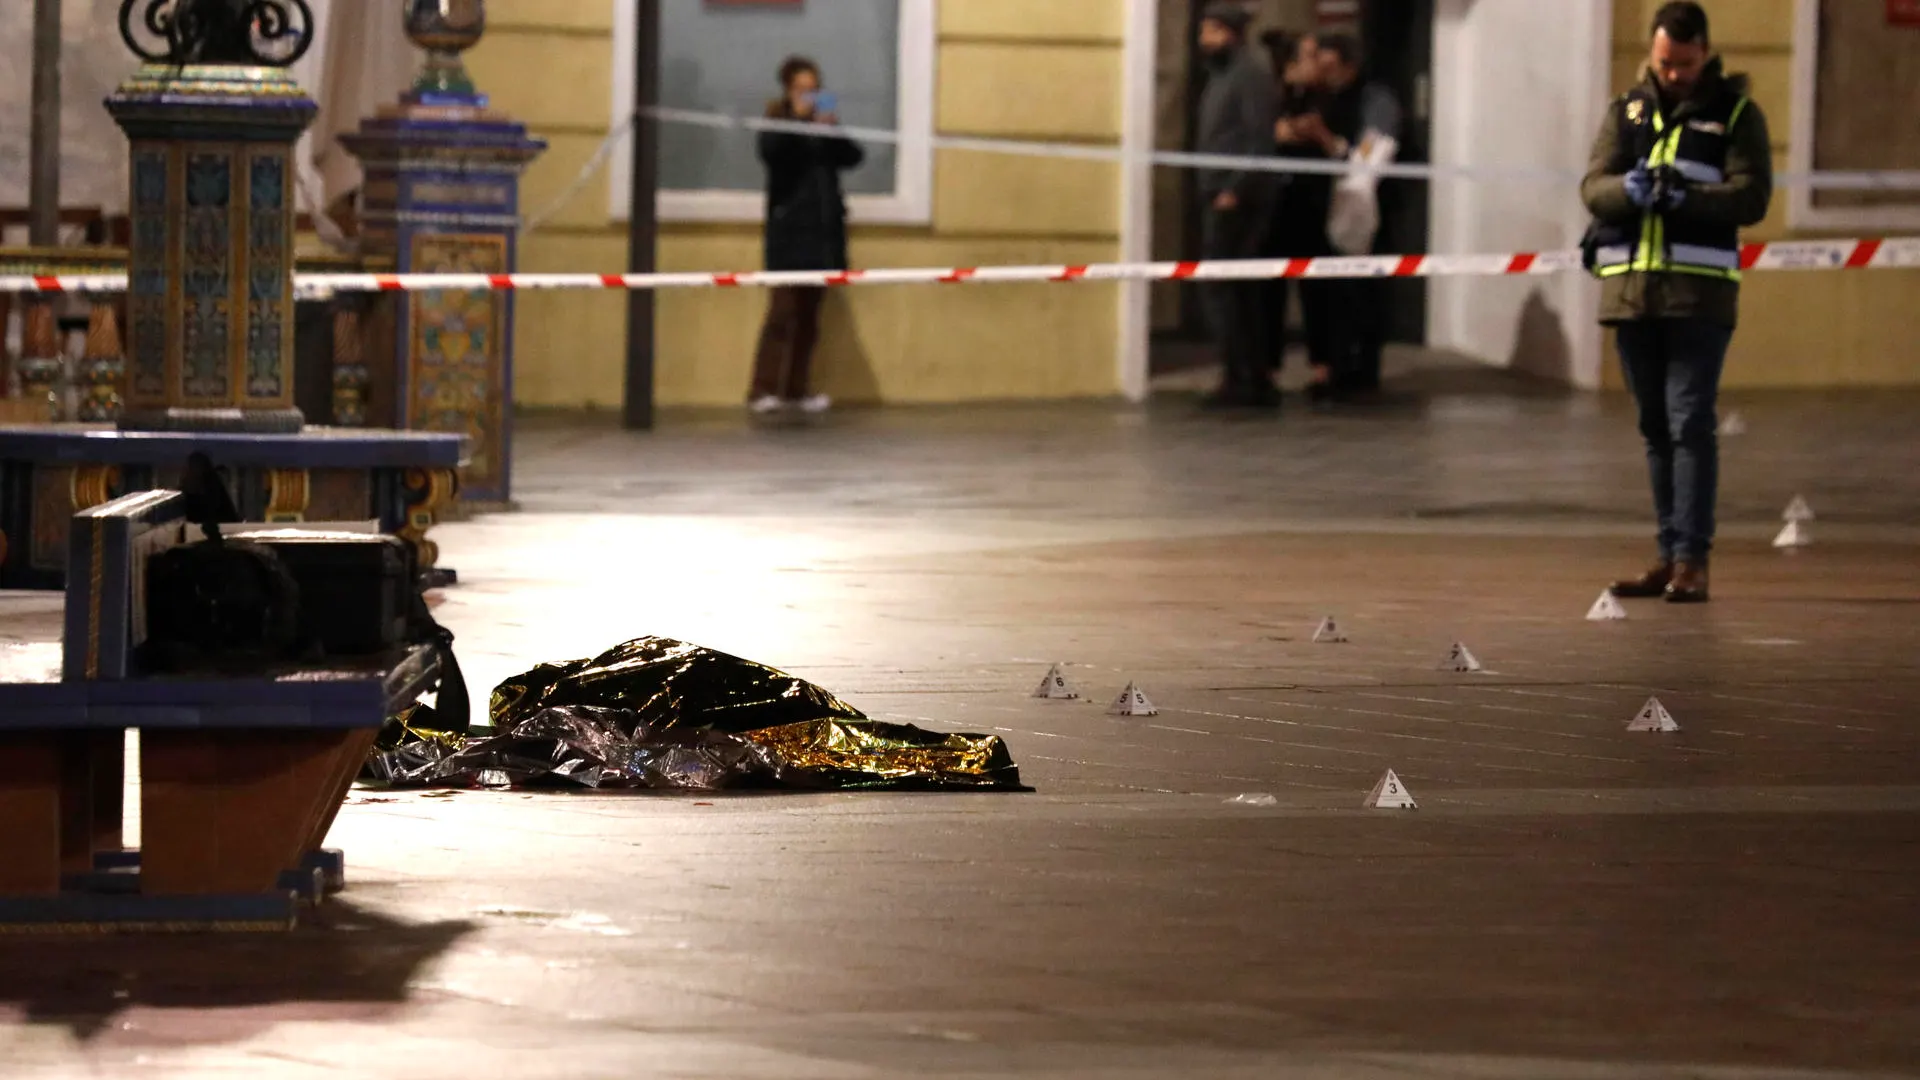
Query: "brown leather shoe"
1665 560 1710 604
1609 560 1673 599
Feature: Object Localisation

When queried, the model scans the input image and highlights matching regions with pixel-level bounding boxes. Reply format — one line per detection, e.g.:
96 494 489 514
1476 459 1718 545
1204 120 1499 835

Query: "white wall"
1119 0 1158 402
1428 0 1612 389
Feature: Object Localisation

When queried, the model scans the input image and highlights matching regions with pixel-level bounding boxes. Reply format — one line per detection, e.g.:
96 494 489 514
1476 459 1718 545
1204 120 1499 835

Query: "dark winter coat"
1580 57 1773 326
758 106 866 272
1195 44 1279 203
1270 87 1333 256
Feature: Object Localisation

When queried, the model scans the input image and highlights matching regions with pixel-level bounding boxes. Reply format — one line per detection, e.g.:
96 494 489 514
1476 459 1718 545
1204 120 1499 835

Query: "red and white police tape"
3 237 1915 298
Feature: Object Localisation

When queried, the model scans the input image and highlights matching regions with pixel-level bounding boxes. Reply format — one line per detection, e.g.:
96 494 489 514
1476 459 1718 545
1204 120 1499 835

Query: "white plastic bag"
1327 133 1398 256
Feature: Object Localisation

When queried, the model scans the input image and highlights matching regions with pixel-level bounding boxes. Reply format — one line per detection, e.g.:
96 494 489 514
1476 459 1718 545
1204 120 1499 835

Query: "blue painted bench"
0 490 439 932
0 425 466 592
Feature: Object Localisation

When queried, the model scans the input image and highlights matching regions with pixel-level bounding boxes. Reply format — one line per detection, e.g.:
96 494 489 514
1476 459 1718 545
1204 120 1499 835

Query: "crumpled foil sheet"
362 703 466 786
362 637 1026 792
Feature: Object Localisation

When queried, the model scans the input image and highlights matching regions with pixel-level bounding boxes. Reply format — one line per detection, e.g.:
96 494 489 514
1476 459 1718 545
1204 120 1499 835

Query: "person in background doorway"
1264 29 1340 389
1302 33 1403 403
749 55 865 417
1259 29 1318 119
1194 2 1280 411
1582 2 1772 603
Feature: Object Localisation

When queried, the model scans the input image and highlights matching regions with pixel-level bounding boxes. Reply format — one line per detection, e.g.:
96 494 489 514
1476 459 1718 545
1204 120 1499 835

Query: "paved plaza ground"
3 381 1918 1078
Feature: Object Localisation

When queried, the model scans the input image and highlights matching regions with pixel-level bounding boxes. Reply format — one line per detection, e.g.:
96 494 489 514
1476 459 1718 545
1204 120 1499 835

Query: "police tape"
649 106 1920 190
536 108 1920 234
2 238 1916 298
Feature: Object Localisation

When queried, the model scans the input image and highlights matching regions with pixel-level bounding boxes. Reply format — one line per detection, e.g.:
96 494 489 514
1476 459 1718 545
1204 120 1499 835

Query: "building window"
1788 0 1920 230
610 0 935 225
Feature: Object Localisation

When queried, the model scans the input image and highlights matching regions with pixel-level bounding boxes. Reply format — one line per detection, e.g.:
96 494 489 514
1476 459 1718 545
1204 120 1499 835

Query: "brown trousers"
749 286 825 400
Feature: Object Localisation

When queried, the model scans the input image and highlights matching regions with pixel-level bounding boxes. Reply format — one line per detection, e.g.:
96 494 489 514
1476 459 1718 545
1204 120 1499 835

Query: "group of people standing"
1193 4 1403 412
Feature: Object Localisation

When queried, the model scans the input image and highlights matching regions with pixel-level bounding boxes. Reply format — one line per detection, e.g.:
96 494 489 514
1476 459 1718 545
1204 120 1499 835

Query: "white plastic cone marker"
1032 664 1079 700
1108 682 1158 717
1783 495 1815 523
1627 696 1681 733
1587 591 1628 622
1365 769 1418 810
1438 642 1483 673
1312 616 1349 643
1773 520 1812 549
1718 411 1747 436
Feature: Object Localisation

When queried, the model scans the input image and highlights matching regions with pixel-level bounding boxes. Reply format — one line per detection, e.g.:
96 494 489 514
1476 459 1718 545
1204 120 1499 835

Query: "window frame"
608 0 936 226
1787 0 1920 231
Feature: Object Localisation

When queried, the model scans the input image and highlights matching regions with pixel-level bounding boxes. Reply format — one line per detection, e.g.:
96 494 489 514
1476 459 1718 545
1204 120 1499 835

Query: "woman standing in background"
748 56 865 417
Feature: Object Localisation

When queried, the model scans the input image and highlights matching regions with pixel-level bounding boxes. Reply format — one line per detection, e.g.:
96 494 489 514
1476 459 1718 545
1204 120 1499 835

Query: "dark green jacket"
1581 58 1774 326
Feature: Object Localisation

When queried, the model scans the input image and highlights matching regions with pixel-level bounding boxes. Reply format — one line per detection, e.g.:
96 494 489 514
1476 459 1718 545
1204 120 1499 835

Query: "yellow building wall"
470 0 1126 409
1605 0 1920 389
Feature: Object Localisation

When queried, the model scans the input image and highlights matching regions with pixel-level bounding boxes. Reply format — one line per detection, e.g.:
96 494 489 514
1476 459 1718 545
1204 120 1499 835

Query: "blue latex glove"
1623 162 1656 209
1659 181 1688 211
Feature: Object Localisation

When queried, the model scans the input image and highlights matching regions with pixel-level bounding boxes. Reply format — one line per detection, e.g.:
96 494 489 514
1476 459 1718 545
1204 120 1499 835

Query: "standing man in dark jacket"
1582 2 1772 603
1194 3 1279 410
1310 34 1402 402
750 56 865 416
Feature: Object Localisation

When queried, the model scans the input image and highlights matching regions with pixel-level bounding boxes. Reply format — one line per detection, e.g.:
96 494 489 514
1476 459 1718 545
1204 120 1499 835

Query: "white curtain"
295 0 423 249
300 0 424 213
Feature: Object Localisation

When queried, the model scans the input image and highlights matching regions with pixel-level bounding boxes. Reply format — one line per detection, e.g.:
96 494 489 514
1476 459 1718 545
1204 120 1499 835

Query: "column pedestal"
343 99 545 508
106 64 318 434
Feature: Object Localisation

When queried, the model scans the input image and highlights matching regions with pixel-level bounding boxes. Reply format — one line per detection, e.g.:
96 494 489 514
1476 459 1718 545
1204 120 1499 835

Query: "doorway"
1361 0 1433 348
1148 0 1436 377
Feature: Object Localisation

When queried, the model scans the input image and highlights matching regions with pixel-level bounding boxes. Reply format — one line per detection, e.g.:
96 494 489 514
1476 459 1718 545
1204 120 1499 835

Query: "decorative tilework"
408 233 506 492
246 152 288 400
181 151 233 401
129 149 170 398
405 179 513 207
29 466 73 571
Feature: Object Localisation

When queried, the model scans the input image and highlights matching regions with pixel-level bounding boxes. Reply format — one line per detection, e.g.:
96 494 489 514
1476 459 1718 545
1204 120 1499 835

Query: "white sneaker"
797 393 832 415
748 395 785 416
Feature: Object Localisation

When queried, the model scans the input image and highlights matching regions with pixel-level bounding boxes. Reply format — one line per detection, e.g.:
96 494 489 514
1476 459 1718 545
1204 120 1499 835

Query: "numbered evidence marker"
1437 642 1483 673
1107 682 1158 717
1032 663 1079 700
1627 696 1681 732
1783 495 1815 523
1312 616 1349 643
1586 590 1628 622
1773 520 1813 550
1365 768 1418 810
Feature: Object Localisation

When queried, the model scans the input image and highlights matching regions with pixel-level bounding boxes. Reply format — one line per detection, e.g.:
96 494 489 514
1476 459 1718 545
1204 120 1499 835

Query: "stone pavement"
3 388 1919 1079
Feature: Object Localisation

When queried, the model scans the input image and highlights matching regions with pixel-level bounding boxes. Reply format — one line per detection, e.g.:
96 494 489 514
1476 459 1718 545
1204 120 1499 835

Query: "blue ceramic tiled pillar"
106 65 317 434
341 8 544 507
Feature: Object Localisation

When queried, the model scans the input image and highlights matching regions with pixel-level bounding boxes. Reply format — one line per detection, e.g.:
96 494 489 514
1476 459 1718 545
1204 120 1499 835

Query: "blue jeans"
1615 318 1734 563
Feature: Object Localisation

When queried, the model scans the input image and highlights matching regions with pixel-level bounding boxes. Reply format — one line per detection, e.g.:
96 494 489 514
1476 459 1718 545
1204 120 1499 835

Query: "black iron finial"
118 0 315 67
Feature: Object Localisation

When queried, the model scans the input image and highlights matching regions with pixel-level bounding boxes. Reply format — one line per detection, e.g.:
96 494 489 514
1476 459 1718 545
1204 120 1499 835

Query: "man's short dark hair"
1201 2 1253 36
1651 2 1710 45
777 55 820 89
1319 32 1364 70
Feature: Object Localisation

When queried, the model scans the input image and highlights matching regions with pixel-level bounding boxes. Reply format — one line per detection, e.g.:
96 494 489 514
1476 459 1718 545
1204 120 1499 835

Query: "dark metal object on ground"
365 637 1027 793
